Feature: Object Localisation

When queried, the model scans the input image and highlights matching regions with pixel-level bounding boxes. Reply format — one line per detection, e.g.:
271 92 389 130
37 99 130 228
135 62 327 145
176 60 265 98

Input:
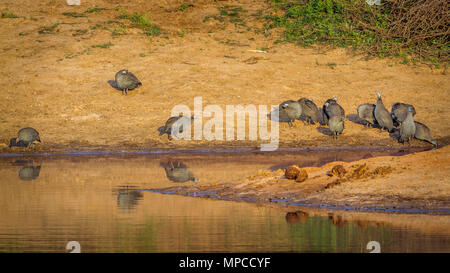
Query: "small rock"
353 164 369 179
373 166 393 176
295 169 308 183
264 171 272 176
331 165 347 178
285 165 301 179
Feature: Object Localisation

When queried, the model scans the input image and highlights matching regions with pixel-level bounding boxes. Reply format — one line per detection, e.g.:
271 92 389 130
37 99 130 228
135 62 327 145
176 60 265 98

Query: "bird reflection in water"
12 160 41 181
18 166 41 181
116 186 144 211
160 160 198 183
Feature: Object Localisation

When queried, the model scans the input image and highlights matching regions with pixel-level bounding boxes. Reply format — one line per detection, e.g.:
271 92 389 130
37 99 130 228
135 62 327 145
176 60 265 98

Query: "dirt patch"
0 0 449 154
150 146 450 213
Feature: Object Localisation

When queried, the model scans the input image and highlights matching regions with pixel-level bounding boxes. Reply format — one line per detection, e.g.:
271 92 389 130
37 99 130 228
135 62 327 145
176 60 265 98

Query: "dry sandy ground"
0 0 449 153
153 145 450 211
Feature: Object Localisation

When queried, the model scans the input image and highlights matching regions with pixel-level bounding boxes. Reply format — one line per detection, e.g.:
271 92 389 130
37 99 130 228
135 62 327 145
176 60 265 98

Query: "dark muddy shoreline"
0 144 436 158
145 187 450 215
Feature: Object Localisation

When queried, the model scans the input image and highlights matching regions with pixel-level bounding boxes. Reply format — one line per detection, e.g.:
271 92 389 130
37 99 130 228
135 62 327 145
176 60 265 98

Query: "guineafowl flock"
278 92 436 146
8 68 436 149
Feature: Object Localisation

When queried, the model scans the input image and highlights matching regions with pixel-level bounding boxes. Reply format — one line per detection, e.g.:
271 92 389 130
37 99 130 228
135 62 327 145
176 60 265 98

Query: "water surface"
0 149 448 252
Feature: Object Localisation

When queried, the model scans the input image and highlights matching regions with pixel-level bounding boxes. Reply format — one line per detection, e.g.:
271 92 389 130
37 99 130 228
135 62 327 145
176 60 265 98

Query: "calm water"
0 149 449 253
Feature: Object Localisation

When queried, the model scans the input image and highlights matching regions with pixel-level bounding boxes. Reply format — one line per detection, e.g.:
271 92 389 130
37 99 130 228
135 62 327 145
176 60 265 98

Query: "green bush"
266 0 448 64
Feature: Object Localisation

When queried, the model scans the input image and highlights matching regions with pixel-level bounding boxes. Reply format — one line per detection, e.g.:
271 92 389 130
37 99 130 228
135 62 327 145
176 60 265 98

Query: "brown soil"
0 0 449 154
152 146 450 212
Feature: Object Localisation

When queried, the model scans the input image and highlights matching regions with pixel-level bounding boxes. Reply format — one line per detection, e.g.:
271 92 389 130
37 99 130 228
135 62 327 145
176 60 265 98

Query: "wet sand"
151 146 450 213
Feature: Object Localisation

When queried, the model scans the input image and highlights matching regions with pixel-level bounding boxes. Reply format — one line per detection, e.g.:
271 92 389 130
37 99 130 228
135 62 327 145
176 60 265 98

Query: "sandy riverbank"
0 0 449 154
151 146 450 213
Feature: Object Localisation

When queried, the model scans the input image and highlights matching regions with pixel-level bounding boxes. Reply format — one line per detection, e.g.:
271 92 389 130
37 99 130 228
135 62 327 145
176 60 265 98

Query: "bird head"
324 102 329 107
333 97 338 101
8 138 16 148
377 92 381 99
281 103 289 109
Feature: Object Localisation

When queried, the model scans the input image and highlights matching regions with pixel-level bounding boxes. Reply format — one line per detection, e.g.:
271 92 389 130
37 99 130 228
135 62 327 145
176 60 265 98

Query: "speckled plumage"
323 97 345 121
398 107 416 144
298 98 319 124
328 116 345 139
9 127 40 148
414 121 436 146
158 115 194 140
115 69 142 95
391 102 416 127
357 103 376 127
374 93 393 132
280 100 302 127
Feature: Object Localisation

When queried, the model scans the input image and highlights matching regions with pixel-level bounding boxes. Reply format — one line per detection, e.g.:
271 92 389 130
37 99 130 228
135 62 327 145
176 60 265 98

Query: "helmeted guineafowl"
414 121 436 147
328 116 345 140
9 127 41 148
374 92 393 132
357 103 376 127
115 69 142 95
298 98 319 124
398 106 416 144
158 115 195 140
280 100 302 127
391 102 416 127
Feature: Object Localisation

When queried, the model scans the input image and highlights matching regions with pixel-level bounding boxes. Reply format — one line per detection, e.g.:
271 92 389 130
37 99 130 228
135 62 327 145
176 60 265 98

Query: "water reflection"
160 160 198 183
328 213 348 228
116 187 144 211
18 166 41 181
10 160 41 181
285 210 309 225
0 151 448 252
